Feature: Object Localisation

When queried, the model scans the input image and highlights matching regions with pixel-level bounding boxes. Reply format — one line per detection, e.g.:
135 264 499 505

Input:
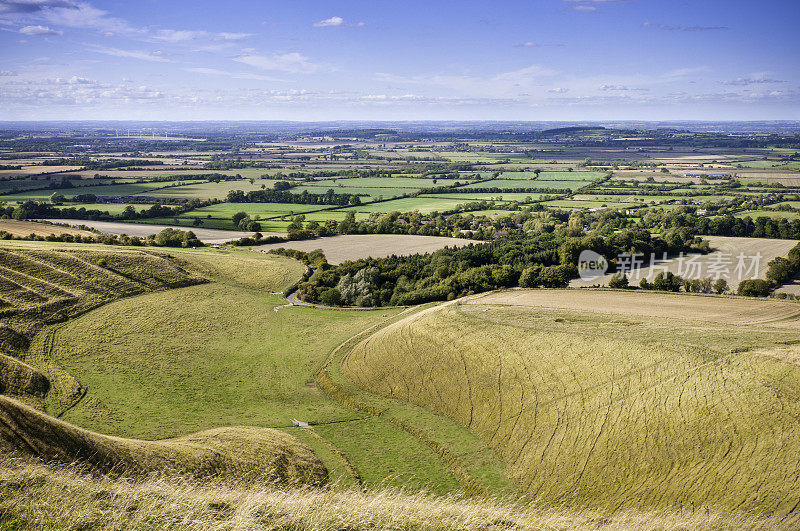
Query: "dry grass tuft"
0 457 795 530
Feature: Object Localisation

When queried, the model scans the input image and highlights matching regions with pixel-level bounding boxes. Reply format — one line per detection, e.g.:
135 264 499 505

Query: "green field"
302 177 442 189
54 203 173 215
293 185 412 200
0 181 200 202
734 210 800 220
420 192 544 202
144 179 277 200
502 170 602 181
463 179 588 191
341 196 494 214
179 202 329 221
542 199 640 210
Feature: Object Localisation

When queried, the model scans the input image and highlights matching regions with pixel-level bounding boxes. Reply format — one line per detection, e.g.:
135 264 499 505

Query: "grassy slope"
0 396 327 487
20 244 465 494
342 290 800 514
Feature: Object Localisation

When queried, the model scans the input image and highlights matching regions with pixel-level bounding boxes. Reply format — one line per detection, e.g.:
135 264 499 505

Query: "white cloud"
375 65 557 98
661 66 710 79
548 87 569 94
313 16 363 27
562 0 633 12
723 76 785 86
314 16 343 27
152 29 206 42
214 32 250 41
88 45 170 62
234 53 322 74
19 24 60 34
0 70 17 76
40 2 139 36
515 42 565 48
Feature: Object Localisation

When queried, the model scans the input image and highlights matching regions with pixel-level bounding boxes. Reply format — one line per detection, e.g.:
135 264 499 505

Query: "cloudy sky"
0 0 798 120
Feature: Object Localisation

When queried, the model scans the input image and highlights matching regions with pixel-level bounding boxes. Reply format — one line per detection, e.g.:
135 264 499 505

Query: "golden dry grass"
342 290 800 514
1 457 797 530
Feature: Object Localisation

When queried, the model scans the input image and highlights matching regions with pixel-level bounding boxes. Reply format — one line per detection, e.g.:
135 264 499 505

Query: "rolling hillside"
0 244 205 358
343 289 800 514
0 395 327 486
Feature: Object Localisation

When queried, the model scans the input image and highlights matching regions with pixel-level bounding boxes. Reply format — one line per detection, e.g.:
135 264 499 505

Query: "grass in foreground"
2 457 797 531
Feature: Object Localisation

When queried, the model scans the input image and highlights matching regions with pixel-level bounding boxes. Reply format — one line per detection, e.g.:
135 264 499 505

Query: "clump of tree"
231 211 262 232
608 273 629 289
148 228 202 248
226 188 362 206
0 226 201 248
737 279 773 297
291 226 693 307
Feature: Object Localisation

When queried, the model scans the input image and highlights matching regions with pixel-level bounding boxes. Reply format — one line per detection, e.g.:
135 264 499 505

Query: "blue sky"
0 0 798 120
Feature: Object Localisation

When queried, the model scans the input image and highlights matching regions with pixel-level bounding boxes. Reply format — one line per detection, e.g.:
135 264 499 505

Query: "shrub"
737 279 771 297
608 274 629 289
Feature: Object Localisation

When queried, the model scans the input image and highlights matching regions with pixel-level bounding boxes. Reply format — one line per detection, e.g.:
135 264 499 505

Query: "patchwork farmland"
3 123 800 528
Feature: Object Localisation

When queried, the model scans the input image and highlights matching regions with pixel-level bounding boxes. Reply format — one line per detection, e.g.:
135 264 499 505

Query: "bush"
713 278 728 294
608 274 629 289
737 279 772 297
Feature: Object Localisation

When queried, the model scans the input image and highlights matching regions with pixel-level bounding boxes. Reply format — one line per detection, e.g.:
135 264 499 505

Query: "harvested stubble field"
255 234 472 264
570 235 799 288
342 288 800 514
41 219 259 243
0 219 94 238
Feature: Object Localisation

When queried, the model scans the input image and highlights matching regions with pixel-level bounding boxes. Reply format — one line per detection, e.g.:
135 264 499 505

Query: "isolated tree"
713 278 729 294
49 192 66 203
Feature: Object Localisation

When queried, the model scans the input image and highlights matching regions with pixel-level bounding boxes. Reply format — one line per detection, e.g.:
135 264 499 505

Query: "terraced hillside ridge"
0 246 205 357
0 396 327 486
343 289 800 514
